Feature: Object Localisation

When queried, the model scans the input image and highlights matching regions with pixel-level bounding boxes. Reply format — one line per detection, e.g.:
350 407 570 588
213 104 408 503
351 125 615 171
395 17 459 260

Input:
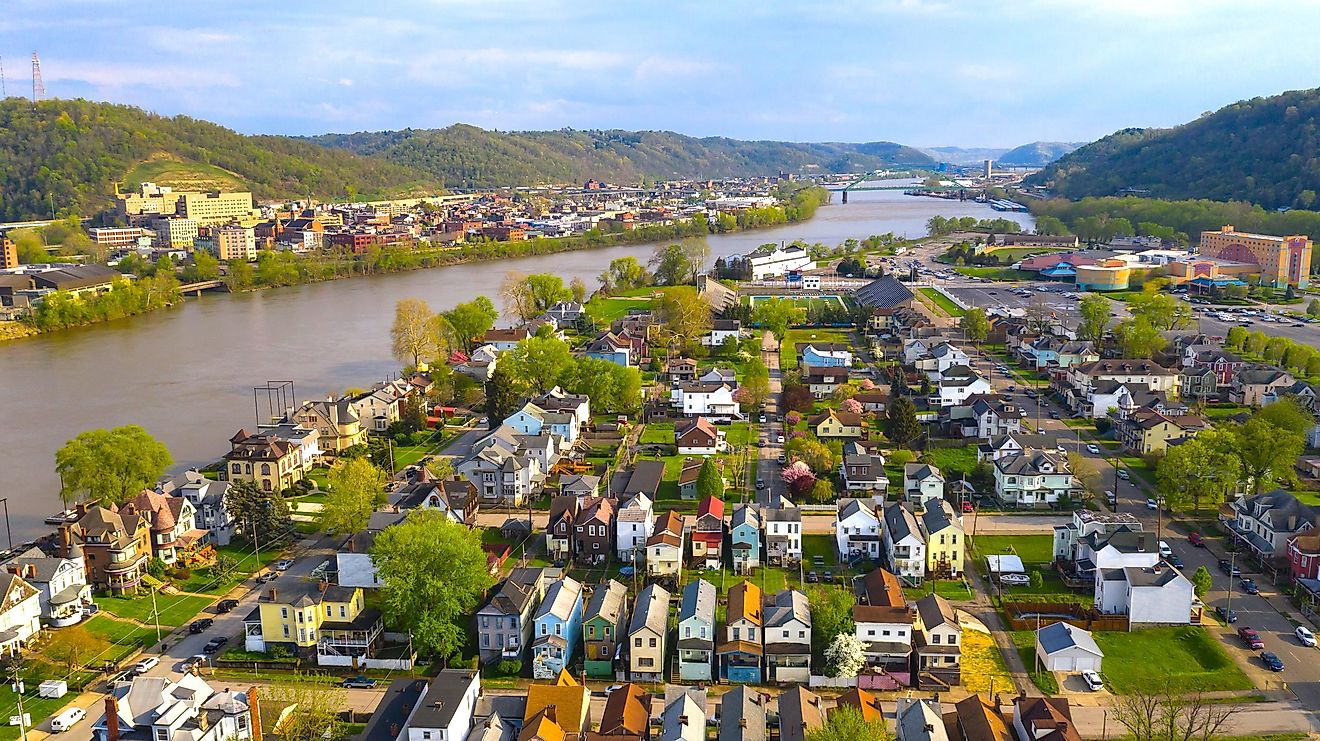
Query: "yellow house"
293 399 366 454
807 409 864 439
1118 410 1208 455
246 583 383 666
920 501 963 578
223 429 306 493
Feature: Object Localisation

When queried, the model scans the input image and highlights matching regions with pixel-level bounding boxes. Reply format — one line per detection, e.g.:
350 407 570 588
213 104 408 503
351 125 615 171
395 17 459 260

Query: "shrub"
172 566 192 580
785 411 802 426
888 449 915 466
1030 570 1043 589
146 558 166 579
496 659 522 677
270 645 292 659
1094 418 1112 434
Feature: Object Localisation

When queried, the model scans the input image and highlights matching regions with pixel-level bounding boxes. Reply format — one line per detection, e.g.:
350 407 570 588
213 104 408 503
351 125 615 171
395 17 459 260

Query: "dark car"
1237 627 1264 650
1188 532 1205 547
216 599 240 614
188 618 214 634
1215 605 1237 623
823 571 834 584
342 675 378 689
1240 578 1260 595
1218 559 1241 576
1165 555 1184 569
1261 651 1285 672
806 571 819 583
202 636 229 654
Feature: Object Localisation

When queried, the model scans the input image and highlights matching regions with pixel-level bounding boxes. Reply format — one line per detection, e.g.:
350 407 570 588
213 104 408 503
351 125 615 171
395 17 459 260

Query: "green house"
582 579 629 678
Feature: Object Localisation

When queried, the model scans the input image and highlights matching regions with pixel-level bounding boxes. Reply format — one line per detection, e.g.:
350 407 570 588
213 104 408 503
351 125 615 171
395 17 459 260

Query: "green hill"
0 98 440 222
1026 88 1320 209
997 141 1083 167
306 124 935 188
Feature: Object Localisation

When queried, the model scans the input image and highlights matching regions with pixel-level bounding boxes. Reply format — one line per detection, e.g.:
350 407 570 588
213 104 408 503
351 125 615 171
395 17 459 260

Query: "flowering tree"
840 398 863 415
824 633 866 678
788 430 806 440
785 411 802 426
858 378 876 391
781 461 816 494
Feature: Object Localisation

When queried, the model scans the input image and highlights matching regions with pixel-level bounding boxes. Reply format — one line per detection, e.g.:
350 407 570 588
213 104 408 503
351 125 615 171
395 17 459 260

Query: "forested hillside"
306 125 935 188
1027 88 1320 209
997 141 1083 166
0 99 440 221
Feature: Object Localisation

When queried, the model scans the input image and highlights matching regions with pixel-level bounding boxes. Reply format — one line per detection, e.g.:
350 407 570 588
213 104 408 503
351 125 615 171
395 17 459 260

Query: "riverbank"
3 188 831 343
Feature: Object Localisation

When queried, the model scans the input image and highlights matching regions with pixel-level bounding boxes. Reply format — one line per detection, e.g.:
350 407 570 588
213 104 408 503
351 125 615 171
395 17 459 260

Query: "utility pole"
1226 551 1236 617
9 662 26 741
150 587 161 643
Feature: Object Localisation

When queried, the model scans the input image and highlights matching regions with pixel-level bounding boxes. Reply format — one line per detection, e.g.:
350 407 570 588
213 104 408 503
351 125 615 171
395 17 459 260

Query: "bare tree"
264 676 348 741
500 271 535 323
1024 296 1053 334
391 298 441 369
1109 681 1240 741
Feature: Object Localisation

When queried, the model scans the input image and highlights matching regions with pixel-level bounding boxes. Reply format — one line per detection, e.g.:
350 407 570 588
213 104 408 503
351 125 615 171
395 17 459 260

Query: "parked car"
1188 532 1205 547
1116 469 1130 480
49 706 87 733
189 618 214 634
1297 626 1317 647
1261 651 1285 672
961 500 975 513
1237 627 1264 650
1000 573 1031 586
257 572 279 584
1146 498 1158 510
1218 559 1241 577
1215 605 1237 623
272 559 295 571
1081 670 1104 692
756 478 766 490
823 571 834 584
1104 490 1116 505
1240 578 1260 595
1049 411 1060 419
134 656 160 674
202 636 229 654
1086 444 1100 454
806 571 819 583
342 676 378 689
777 453 786 464
1158 541 1172 558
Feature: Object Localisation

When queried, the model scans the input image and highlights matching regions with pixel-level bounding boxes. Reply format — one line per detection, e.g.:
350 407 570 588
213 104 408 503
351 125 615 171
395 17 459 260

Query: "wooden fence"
1001 601 1129 632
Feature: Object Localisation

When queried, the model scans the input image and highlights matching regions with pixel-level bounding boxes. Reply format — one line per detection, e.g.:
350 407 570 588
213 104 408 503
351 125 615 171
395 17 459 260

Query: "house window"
283 625 290 638
932 634 941 644
281 608 289 619
635 638 642 647
649 638 657 648
639 657 653 668
340 605 346 618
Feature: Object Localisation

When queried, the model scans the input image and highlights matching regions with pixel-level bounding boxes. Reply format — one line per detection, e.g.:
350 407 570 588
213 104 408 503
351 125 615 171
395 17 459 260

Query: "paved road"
755 331 786 507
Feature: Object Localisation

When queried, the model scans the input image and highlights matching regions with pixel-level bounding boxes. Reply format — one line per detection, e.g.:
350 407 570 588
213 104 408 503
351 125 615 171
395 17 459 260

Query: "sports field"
746 294 852 311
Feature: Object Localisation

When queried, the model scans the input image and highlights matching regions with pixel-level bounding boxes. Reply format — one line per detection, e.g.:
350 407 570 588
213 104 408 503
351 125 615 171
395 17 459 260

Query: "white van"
49 706 86 733
134 656 159 674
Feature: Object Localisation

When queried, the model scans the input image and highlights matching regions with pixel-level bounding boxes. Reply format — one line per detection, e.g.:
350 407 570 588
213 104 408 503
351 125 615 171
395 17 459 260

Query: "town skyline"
5 1 1320 146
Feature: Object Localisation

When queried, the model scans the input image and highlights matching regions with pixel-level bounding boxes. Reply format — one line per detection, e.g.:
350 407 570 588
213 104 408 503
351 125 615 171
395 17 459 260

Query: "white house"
0 572 42 656
914 343 971 380
835 498 882 561
400 670 482 741
1095 565 1195 626
705 319 743 347
902 463 945 506
335 532 381 589
503 402 580 444
763 498 803 565
934 368 992 407
1034 622 1103 673
93 674 253 741
882 503 927 585
7 545 92 627
742 244 815 279
672 383 741 418
993 449 1082 507
616 493 656 561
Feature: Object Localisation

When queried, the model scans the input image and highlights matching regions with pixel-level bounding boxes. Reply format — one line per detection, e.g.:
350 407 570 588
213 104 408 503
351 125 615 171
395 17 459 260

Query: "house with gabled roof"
835 687 886 725
797 342 852 368
647 511 685 577
1229 488 1316 571
675 417 726 455
763 497 802 565
730 504 761 574
616 495 658 561
524 669 591 737
947 695 1012 741
852 568 912 675
586 683 652 741
896 698 950 741
836 498 882 561
691 496 725 569
717 686 767 741
882 502 927 585
0 572 41 656
913 594 961 688
993 449 1082 508
807 409 864 439
628 584 671 682
573 496 615 566
677 579 716 681
476 567 549 664
583 580 629 679
1012 696 1082 741
763 589 811 683
841 440 887 492
531 576 585 680
719 580 763 683
1230 365 1295 407
921 501 964 578
903 463 945 506
776 686 825 741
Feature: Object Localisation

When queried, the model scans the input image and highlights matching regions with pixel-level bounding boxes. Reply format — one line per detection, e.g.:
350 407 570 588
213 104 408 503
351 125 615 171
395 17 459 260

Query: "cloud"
338 78 354 87
633 56 714 83
45 60 242 90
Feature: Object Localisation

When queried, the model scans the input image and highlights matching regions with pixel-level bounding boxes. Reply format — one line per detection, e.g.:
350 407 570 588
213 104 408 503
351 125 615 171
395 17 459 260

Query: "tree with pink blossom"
840 398 863 415
858 378 876 391
785 411 802 426
781 461 817 495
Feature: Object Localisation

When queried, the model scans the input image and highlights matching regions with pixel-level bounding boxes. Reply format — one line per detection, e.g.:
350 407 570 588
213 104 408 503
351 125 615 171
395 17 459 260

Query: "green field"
1093 627 1252 694
81 614 160 663
918 287 966 317
747 294 850 311
780 328 854 369
585 297 654 324
954 267 1036 281
971 534 1055 564
98 592 215 628
925 446 979 478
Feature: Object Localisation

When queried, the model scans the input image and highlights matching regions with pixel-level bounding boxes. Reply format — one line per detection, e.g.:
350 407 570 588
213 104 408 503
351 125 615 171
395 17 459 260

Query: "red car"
962 501 975 513
1188 532 1205 547
1237 627 1264 650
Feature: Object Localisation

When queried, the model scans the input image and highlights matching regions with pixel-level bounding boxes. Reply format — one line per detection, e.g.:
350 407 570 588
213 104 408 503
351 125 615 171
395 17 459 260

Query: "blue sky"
5 0 1319 147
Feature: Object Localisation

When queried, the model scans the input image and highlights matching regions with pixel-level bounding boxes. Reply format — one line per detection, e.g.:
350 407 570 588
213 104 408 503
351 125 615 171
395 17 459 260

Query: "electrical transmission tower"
1 56 6 99
30 52 43 104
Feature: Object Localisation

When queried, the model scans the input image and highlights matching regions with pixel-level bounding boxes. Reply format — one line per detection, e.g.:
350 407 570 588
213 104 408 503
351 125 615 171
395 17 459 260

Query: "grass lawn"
801 534 836 566
971 535 1055 563
905 579 976 602
639 422 674 445
925 446 979 478
0 689 77 741
1203 405 1251 420
585 297 653 324
918 287 966 317
1009 631 1060 694
1118 456 1157 486
98 592 214 628
954 267 1035 281
82 614 159 663
305 467 331 491
1093 626 1252 694
960 628 1014 694
781 328 854 370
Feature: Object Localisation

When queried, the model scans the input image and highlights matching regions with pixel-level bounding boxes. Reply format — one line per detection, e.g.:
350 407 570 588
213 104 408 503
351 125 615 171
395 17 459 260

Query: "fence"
1001 601 1129 632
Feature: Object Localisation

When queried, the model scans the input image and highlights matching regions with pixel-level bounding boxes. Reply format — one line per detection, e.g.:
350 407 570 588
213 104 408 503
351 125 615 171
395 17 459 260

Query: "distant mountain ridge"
304 125 935 188
1027 88 1320 209
917 142 1083 167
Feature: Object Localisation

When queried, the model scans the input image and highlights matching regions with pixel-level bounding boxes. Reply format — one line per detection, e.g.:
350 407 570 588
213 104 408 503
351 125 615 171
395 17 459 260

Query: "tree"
1234 415 1305 492
751 297 797 342
808 586 855 655
885 396 921 448
500 271 536 322
484 362 525 429
370 508 495 659
959 307 990 344
211 553 238 584
1077 294 1111 345
782 383 814 413
506 335 575 393
840 397 863 415
45 624 110 670
1192 566 1213 598
1030 570 1044 588
781 461 816 495
559 357 642 415
1309 299 1320 318
650 243 694 286
180 250 220 282
226 480 293 545
696 457 724 501
1113 317 1166 359
1156 428 1240 514
740 359 772 409
322 458 387 534
599 256 650 292
809 477 835 504
55 425 173 505
654 286 713 346
1034 215 1070 236
442 296 499 353
1257 397 1312 437
806 705 889 741
569 277 587 303
1224 325 1248 351
786 437 837 473
526 273 573 314
824 633 865 678
1109 681 1238 741
263 677 349 741
1023 296 1053 334
391 298 443 368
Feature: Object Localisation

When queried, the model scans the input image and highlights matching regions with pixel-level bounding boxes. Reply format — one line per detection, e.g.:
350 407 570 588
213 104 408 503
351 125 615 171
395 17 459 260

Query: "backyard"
780 328 855 370
1093 627 1252 694
97 592 215 628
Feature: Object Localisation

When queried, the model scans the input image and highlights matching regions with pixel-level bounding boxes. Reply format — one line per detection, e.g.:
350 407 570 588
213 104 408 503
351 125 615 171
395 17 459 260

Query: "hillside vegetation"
0 98 440 222
1027 88 1320 209
306 124 935 188
997 141 1083 166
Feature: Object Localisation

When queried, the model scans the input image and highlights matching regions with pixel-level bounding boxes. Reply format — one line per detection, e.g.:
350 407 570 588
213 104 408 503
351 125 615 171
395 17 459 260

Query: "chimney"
248 686 262 741
679 715 688 726
104 696 120 741
268 588 277 601
198 709 209 731
739 718 747 728
318 581 328 593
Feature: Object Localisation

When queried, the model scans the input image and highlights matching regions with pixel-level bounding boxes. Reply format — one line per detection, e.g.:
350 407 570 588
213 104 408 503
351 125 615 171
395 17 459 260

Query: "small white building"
1034 622 1103 673
1096 565 1195 626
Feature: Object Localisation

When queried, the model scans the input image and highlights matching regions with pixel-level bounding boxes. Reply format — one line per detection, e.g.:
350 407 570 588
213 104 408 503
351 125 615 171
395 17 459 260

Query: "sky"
4 0 1319 147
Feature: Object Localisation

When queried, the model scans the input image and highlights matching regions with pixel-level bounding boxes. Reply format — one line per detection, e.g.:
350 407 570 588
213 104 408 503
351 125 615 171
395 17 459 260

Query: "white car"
1116 469 1130 480
1158 541 1172 558
1081 670 1104 692
1147 498 1159 510
134 656 160 674
1297 626 1317 647
272 559 295 571
1086 444 1100 454
1000 573 1031 586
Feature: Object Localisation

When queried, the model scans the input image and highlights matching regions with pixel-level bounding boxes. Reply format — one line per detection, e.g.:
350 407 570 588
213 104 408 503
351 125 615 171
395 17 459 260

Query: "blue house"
719 580 763 683
798 342 852 368
530 576 585 679
677 579 716 681
585 331 633 367
730 504 761 574
503 401 580 444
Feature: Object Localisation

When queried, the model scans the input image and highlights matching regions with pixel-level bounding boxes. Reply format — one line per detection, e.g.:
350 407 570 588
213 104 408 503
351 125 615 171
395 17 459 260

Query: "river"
0 180 1030 539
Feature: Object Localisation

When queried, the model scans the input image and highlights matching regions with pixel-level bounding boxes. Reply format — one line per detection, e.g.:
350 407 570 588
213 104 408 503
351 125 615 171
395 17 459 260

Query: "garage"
1035 622 1104 673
